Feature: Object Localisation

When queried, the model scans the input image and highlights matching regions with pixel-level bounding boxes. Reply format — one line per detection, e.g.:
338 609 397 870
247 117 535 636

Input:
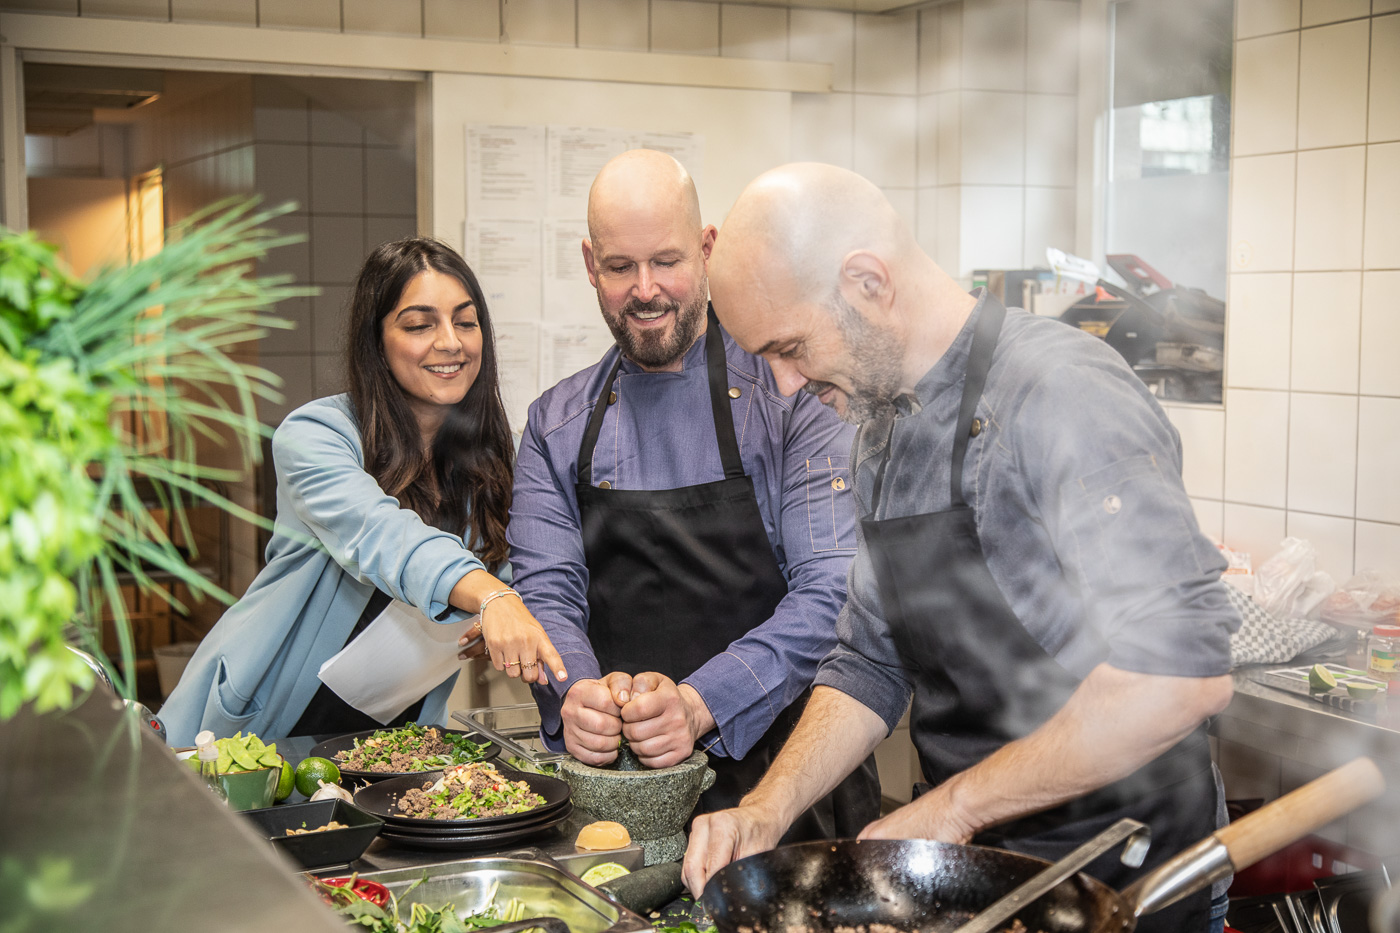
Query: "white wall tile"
1356 396 1400 524
310 107 363 145
1167 404 1226 500
1226 273 1292 390
261 214 310 282
1026 0 1077 95
311 145 365 214
1287 392 1357 515
254 142 309 213
938 90 961 184
959 185 1024 275
960 90 1024 185
789 8 854 93
1356 521 1400 574
1231 153 1296 273
578 0 648 51
258 354 317 425
258 0 340 31
506 0 577 46
853 94 917 188
1 0 77 11
1223 502 1288 564
1224 388 1290 507
961 0 1025 92
311 284 352 352
310 215 367 284
1377 0 1400 14
264 296 314 355
367 215 417 250
313 351 349 398
918 94 938 186
1024 93 1075 186
1294 146 1365 271
173 0 254 24
1286 511 1355 579
721 4 787 61
651 0 718 55
1233 32 1299 156
883 187 917 234
1236 0 1300 38
424 0 500 40
1191 497 1226 542
1022 186 1074 268
1360 270 1400 397
253 79 309 144
939 3 963 92
1299 0 1368 27
1365 142 1400 270
343 0 421 35
365 147 416 215
81 0 168 19
937 185 961 274
917 186 939 259
1297 20 1370 150
1372 15 1400 143
791 93 854 169
855 11 917 95
918 8 940 94
1290 271 1361 393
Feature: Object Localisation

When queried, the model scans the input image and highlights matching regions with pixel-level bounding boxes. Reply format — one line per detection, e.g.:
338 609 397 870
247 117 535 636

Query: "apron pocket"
206 656 262 734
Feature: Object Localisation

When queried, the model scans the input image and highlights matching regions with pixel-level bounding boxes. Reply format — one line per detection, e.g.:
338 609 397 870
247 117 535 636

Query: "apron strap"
576 353 625 486
949 298 1006 509
575 304 744 485
703 305 745 480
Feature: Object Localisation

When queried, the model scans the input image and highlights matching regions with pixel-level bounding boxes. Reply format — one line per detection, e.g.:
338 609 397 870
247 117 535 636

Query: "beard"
599 288 708 370
803 294 904 425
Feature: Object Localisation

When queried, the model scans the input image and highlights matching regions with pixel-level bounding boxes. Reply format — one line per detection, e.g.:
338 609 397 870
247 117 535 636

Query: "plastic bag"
1320 569 1400 629
1216 542 1254 598
1253 537 1335 621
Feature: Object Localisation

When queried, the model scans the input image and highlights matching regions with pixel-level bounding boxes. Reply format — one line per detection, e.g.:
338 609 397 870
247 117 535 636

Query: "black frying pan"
703 759 1384 933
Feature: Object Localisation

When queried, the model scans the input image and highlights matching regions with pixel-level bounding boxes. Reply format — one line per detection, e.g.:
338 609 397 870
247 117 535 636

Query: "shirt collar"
906 287 989 411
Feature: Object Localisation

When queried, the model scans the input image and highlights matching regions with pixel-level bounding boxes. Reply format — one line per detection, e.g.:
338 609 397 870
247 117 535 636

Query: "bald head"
587 149 702 241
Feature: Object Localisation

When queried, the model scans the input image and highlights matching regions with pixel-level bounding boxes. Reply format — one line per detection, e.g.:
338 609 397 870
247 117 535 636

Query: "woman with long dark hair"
162 238 564 746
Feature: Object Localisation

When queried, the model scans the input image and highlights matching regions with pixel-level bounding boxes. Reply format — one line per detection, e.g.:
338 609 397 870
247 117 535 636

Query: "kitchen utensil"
1312 869 1389 933
952 818 1152 933
1246 665 1384 716
596 862 686 914
703 758 1384 933
310 726 498 784
454 704 570 770
241 798 384 869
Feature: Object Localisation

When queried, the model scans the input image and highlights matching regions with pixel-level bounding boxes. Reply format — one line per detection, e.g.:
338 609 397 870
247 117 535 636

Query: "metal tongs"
952 818 1153 933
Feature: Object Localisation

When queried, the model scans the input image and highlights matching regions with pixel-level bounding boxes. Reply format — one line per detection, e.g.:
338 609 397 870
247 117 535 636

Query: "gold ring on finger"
505 660 520 668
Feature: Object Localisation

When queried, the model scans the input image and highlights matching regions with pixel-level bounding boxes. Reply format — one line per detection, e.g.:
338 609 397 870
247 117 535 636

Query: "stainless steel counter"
0 689 344 933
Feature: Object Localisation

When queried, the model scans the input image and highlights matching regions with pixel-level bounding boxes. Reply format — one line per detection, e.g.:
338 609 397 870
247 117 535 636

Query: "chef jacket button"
608 391 617 405
970 418 983 437
1103 494 1122 514
728 386 742 399
598 480 612 489
831 477 846 491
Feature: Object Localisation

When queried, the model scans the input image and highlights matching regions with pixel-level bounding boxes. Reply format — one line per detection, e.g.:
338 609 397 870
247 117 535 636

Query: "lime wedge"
580 862 631 886
1308 664 1339 692
1346 681 1380 699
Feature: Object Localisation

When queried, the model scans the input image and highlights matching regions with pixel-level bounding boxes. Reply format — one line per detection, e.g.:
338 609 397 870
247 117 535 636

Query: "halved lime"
1346 681 1381 699
275 759 296 802
1308 664 1338 692
580 862 631 886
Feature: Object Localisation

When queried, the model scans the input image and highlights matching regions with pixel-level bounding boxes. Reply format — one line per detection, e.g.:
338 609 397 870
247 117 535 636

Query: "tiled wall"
25 123 130 178
1166 1 1400 588
249 76 418 427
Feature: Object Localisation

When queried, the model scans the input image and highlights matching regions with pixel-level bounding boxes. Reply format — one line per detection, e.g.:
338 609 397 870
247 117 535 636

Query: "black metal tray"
311 726 498 784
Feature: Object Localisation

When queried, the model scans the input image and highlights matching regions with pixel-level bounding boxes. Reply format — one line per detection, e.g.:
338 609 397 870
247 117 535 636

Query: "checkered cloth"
1227 582 1338 667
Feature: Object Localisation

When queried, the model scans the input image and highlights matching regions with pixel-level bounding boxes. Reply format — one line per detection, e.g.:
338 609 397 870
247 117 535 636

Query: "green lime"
295 757 341 797
1347 681 1381 700
275 759 296 802
580 862 631 886
1308 664 1339 692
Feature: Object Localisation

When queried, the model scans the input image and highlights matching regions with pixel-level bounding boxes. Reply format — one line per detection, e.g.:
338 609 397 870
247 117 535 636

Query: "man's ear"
837 250 895 319
582 238 600 289
700 225 718 266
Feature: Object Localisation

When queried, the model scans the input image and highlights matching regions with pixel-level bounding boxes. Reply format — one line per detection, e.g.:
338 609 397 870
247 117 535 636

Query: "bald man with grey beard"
507 151 881 846
683 163 1240 933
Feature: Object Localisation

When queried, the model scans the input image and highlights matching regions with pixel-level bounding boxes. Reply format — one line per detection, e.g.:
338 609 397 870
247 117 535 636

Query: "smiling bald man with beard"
506 150 880 841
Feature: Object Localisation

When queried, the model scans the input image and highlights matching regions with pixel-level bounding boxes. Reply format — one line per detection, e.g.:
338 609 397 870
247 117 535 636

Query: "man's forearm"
742 685 887 829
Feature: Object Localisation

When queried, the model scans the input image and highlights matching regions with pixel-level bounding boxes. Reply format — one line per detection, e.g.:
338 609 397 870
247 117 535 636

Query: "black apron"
576 307 879 842
859 297 1217 933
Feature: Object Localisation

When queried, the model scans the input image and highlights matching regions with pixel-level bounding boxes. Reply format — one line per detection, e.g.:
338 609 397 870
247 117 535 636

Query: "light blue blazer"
160 395 486 748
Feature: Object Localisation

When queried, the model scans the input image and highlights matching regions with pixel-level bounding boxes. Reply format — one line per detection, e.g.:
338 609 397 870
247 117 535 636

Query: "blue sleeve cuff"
684 651 778 760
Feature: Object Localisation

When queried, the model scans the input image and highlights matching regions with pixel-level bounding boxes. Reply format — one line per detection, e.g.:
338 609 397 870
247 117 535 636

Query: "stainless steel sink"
358 854 652 933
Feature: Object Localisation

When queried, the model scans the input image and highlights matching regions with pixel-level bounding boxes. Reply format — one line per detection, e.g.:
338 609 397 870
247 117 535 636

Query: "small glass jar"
1367 623 1400 682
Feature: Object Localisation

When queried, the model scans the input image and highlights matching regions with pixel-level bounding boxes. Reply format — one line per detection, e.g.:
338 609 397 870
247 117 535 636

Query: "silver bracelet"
478 587 522 621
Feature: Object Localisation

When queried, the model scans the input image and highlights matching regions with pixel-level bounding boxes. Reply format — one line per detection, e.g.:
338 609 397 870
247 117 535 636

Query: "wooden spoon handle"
1215 757 1384 871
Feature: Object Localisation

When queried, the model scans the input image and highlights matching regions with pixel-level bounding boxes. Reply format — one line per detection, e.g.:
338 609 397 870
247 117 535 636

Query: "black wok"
703 758 1384 933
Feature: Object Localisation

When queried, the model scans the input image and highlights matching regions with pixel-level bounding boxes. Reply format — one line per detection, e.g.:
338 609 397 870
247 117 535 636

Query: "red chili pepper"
320 876 390 908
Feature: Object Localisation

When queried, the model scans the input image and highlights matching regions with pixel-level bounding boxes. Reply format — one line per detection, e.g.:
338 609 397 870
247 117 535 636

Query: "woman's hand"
476 593 568 685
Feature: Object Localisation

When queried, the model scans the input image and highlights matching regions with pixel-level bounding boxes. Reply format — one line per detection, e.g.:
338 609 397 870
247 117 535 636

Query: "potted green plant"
0 199 303 719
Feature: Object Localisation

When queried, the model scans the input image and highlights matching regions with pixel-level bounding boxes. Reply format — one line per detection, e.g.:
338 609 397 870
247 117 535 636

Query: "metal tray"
357 853 651 933
453 704 570 769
